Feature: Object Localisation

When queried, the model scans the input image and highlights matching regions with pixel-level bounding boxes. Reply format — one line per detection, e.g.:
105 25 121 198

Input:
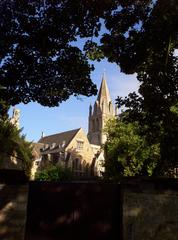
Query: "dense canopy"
0 0 101 107
0 0 177 108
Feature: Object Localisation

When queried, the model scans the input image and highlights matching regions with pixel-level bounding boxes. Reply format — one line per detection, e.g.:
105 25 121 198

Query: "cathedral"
33 75 116 178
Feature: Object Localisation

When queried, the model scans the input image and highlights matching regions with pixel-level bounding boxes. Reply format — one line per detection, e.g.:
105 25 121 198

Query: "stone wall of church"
66 128 95 168
65 128 95 176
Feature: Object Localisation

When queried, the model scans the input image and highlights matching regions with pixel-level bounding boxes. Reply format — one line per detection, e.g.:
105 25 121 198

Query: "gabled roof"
38 128 80 150
97 74 111 104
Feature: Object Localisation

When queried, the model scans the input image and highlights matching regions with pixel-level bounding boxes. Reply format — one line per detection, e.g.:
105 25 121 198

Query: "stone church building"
33 75 116 178
88 75 115 145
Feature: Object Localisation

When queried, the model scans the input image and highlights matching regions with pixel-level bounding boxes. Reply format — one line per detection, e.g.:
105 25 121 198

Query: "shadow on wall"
122 178 178 240
0 170 28 240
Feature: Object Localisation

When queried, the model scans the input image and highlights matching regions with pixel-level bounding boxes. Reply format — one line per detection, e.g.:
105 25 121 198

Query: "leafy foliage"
0 0 99 110
0 120 33 178
104 118 160 179
35 165 73 181
116 51 178 176
1 1 177 108
97 0 178 177
85 0 178 74
105 91 178 178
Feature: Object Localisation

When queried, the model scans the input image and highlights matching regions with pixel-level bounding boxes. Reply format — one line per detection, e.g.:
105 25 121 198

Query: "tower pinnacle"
97 73 112 105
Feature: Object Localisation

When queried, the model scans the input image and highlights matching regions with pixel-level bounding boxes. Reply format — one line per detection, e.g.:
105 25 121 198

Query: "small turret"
41 131 45 138
89 104 92 116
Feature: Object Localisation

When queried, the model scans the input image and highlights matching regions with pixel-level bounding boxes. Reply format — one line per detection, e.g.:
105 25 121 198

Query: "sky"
9 58 140 143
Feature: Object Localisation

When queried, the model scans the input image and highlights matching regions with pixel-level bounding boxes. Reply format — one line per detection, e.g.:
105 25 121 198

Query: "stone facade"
38 128 95 176
66 128 95 172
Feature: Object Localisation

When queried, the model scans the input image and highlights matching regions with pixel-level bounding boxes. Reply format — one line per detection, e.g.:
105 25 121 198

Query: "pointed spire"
97 72 111 104
41 131 45 138
89 104 92 116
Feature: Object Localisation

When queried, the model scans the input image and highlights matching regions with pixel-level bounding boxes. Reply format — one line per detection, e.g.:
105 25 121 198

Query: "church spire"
97 72 111 104
88 73 115 146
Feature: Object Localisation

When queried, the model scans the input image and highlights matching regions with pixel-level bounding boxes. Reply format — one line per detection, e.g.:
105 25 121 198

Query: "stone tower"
88 74 115 145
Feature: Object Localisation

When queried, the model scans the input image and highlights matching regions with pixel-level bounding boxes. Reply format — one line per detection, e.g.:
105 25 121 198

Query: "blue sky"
9 58 140 142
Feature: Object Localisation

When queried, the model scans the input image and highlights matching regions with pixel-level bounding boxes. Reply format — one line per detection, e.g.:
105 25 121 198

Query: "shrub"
35 165 73 181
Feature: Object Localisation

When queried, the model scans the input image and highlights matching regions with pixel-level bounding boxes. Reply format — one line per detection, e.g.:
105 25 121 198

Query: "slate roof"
38 128 80 151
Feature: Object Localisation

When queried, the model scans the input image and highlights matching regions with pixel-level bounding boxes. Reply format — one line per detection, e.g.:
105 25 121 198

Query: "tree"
0 0 100 116
104 102 178 178
1 1 177 111
84 0 178 117
87 0 178 73
115 51 178 175
0 120 33 178
96 0 178 176
104 118 160 179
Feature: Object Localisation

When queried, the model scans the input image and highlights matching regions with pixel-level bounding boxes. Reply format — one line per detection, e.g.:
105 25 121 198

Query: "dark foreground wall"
1 177 178 240
25 182 122 240
122 178 178 240
0 170 28 240
0 184 28 240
